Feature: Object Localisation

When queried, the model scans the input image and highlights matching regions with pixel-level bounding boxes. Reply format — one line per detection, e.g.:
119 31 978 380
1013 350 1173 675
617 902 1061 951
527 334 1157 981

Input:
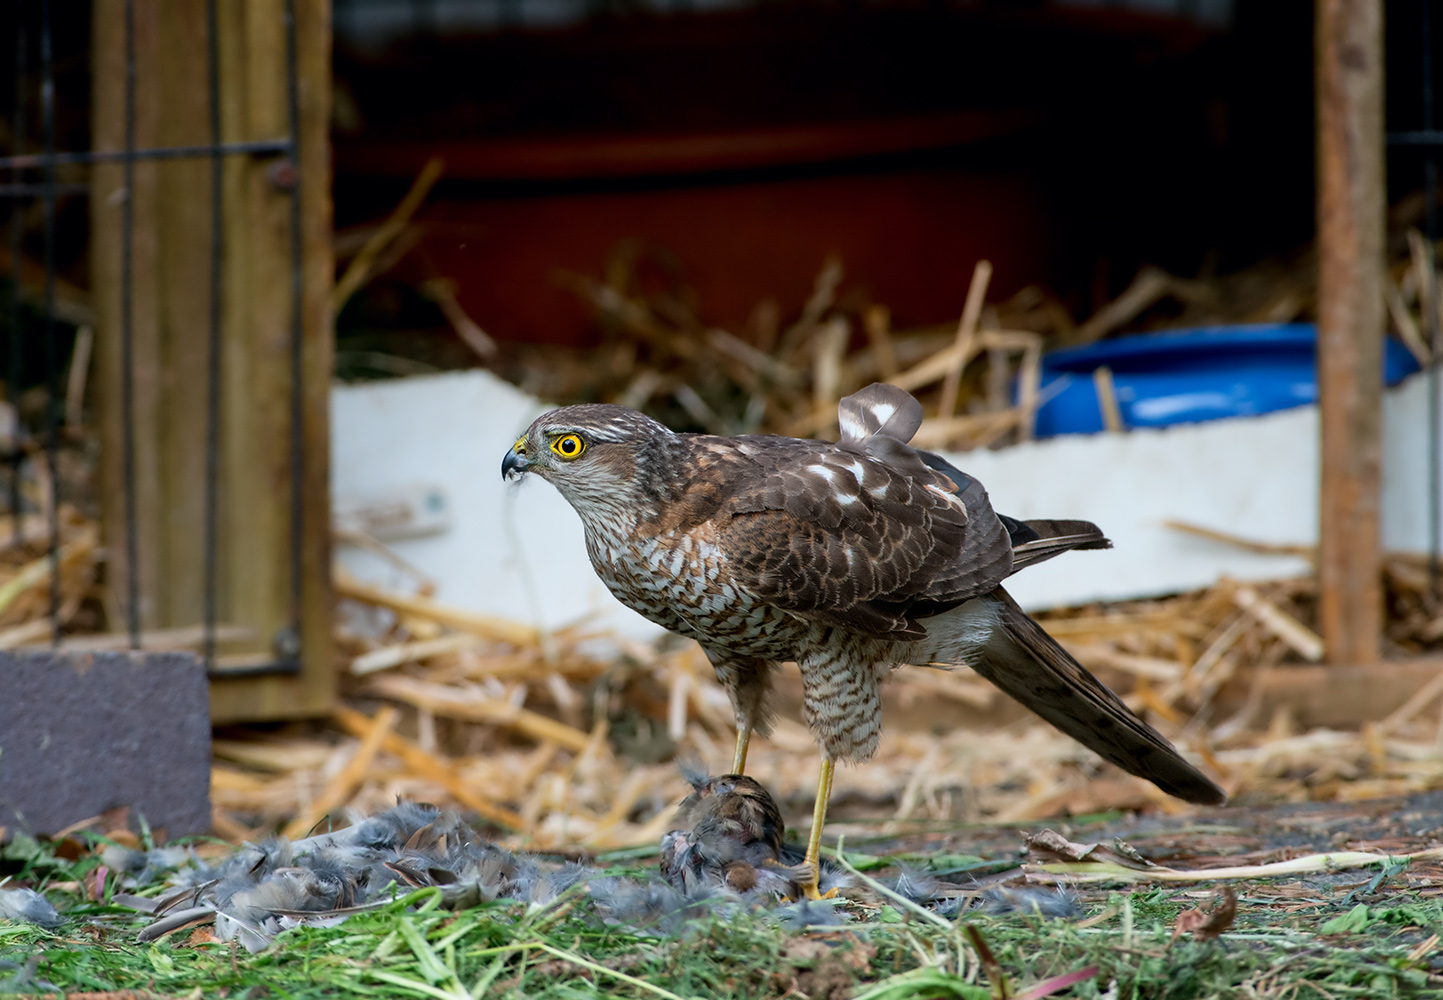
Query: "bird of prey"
502 382 1225 897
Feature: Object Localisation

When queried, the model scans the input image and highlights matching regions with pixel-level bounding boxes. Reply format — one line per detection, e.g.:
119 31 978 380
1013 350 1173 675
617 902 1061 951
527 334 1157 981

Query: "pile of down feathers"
7 769 1076 950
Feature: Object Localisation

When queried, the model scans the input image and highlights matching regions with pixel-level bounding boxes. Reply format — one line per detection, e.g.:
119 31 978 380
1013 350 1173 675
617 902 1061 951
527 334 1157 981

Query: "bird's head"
501 403 672 511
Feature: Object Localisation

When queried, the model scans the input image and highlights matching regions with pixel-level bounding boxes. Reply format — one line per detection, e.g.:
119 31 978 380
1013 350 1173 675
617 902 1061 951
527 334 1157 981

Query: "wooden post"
1316 0 1385 665
90 0 334 723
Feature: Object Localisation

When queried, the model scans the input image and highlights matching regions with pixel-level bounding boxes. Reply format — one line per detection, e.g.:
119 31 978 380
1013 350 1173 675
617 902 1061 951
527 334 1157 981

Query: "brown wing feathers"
718 442 969 638
719 384 1017 637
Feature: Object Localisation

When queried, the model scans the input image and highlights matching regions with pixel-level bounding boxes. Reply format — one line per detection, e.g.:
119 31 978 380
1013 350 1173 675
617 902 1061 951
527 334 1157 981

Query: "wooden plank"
878 660 1443 736
90 0 333 724
335 111 1037 182
1315 0 1386 665
208 0 334 723
1213 659 1443 730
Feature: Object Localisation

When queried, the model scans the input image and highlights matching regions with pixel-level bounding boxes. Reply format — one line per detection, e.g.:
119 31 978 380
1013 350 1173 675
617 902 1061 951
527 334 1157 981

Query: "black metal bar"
0 182 87 196
206 659 303 680
202 0 223 670
283 0 306 667
38 0 59 643
1389 130 1443 145
8 0 27 546
0 139 292 170
121 0 140 649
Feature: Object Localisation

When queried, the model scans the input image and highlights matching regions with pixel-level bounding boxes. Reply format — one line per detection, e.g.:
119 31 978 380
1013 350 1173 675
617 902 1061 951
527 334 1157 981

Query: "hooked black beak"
502 445 529 480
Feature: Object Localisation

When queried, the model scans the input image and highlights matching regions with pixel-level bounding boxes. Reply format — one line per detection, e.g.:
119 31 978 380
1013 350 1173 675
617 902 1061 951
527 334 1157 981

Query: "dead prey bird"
502 383 1225 895
661 767 846 899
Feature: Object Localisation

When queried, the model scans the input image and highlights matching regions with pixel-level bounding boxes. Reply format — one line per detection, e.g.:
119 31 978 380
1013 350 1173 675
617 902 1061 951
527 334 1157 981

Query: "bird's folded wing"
718 449 1011 636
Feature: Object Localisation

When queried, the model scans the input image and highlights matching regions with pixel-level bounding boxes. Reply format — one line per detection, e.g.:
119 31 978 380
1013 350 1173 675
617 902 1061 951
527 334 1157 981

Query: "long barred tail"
926 588 1227 806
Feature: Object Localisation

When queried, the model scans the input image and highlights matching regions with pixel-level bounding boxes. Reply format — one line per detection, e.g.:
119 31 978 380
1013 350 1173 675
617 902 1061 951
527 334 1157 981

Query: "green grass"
4 840 1443 999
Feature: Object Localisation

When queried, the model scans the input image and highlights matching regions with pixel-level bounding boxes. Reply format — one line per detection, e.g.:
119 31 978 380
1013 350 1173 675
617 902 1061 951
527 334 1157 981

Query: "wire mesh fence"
1 0 310 676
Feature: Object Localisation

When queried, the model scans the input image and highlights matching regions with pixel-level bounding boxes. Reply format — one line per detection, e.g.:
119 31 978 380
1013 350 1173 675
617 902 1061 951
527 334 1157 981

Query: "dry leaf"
1169 886 1238 945
185 926 221 947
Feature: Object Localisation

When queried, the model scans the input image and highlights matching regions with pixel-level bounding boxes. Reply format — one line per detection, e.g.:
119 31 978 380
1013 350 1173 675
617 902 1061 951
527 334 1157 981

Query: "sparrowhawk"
502 382 1225 897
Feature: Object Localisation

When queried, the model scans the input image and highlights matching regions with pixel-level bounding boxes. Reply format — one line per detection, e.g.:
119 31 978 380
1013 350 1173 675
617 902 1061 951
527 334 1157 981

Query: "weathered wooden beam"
90 0 333 725
879 660 1443 745
1214 659 1443 731
1315 0 1386 665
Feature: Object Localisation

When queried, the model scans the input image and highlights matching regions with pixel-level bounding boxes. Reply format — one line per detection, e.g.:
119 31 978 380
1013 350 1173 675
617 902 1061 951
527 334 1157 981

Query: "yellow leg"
731 724 752 775
799 756 838 900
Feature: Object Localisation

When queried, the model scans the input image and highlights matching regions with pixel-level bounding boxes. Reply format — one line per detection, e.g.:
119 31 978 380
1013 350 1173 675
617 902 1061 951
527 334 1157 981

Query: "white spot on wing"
809 464 837 483
926 483 967 512
839 412 869 440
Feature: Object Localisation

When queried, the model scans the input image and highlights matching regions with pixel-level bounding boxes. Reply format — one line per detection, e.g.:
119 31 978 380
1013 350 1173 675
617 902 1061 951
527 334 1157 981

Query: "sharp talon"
796 860 838 901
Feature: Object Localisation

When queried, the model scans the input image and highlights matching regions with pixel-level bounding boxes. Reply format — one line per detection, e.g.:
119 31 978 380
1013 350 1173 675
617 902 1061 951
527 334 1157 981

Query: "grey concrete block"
0 650 210 837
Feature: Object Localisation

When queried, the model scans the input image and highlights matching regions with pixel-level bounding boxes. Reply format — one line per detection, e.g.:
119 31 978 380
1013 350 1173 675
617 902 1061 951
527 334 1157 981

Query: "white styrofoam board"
953 399 1318 610
331 370 1439 632
332 369 663 640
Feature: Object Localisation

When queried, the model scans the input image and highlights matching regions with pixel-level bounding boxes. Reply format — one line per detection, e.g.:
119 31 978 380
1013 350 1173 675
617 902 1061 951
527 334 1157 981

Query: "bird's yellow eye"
551 433 586 459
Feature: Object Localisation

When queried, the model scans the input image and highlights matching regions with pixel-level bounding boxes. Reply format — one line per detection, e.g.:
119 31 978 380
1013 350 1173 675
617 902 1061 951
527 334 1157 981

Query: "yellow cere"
512 436 527 453
551 433 586 459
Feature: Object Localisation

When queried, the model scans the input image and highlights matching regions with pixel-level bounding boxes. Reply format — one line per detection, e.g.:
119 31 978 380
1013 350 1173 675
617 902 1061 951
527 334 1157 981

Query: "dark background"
3 0 1439 359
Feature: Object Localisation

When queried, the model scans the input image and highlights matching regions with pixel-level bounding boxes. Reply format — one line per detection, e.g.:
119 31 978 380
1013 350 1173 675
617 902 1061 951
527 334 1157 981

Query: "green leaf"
147 946 176 975
924 855 991 871
0 833 43 865
836 850 892 872
1321 904 1373 935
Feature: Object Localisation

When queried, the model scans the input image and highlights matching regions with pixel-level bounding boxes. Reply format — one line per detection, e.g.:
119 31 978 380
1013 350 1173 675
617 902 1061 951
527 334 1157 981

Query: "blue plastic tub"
1028 323 1421 438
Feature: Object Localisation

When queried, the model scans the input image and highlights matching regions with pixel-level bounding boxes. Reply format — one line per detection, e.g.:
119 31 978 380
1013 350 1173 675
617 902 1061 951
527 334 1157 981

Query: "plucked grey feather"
0 886 62 929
